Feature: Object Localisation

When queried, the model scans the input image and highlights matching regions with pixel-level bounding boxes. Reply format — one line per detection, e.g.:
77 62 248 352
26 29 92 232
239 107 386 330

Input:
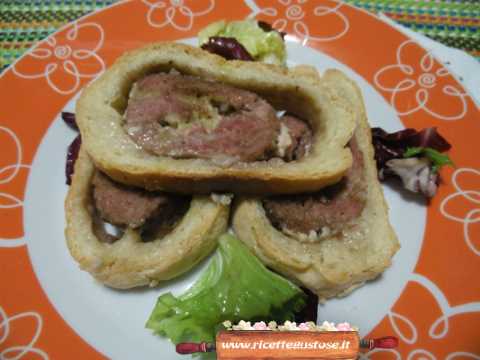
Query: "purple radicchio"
372 127 453 198
257 20 286 39
66 135 81 186
200 37 254 61
62 111 79 131
372 127 451 170
63 111 81 185
294 287 318 324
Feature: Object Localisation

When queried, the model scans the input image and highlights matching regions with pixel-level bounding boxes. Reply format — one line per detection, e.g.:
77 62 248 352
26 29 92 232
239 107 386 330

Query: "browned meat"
124 73 280 164
92 171 178 228
280 114 312 161
263 137 366 236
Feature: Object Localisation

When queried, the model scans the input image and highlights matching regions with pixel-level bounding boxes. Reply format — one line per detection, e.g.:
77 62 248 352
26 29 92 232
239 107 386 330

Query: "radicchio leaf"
371 127 451 171
62 111 79 131
409 127 451 152
383 157 439 198
372 127 452 198
66 135 81 186
294 287 318 324
258 20 286 39
201 36 254 61
372 139 405 171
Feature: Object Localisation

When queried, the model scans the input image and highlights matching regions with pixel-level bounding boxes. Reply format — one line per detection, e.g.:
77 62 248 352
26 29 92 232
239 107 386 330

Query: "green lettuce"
198 20 286 65
404 147 455 173
146 234 305 344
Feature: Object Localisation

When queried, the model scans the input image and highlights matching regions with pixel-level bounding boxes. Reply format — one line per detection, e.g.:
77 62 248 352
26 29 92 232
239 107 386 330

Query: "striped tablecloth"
0 0 478 73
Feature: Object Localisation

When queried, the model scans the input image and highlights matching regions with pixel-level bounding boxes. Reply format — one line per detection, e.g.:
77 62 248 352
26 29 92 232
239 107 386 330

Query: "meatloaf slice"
92 171 179 229
124 73 280 164
263 137 366 238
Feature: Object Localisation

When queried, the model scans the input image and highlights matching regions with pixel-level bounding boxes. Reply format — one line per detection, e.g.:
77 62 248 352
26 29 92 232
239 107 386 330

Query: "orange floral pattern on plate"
0 0 479 358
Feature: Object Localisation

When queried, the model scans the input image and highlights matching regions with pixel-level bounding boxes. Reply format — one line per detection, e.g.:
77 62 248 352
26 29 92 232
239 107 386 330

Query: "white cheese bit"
282 226 333 243
320 226 331 237
276 122 292 158
126 125 142 136
210 154 240 168
211 193 234 206
149 279 159 287
308 230 318 242
103 222 123 238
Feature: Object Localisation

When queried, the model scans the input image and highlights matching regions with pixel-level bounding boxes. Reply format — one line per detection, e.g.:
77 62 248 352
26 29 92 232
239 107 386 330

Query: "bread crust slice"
76 42 356 194
65 149 229 289
232 78 400 300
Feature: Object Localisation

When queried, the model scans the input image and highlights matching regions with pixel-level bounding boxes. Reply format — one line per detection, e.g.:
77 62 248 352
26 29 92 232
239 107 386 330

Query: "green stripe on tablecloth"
344 0 479 61
345 0 480 14
344 2 480 30
0 0 114 72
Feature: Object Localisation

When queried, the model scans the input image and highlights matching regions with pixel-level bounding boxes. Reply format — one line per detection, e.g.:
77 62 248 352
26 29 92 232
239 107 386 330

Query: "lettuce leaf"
198 20 286 65
404 147 454 173
146 233 306 344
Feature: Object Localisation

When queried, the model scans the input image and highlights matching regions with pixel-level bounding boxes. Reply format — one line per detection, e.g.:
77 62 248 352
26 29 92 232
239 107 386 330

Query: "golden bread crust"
76 42 356 194
232 76 400 299
65 149 229 289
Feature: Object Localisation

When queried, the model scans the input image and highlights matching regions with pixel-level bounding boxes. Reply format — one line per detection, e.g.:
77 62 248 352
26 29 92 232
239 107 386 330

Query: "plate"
1 1 479 359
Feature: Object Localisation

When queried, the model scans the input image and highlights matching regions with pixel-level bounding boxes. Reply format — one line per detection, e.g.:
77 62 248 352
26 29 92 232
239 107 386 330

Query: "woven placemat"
0 0 478 73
